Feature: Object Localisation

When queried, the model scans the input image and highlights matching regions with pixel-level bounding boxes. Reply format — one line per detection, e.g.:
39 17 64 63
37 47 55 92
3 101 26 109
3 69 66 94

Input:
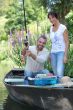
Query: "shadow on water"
3 96 43 110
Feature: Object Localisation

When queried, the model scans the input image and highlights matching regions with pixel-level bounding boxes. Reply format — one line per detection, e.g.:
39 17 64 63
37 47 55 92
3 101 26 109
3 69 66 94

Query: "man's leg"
24 70 32 84
39 69 49 74
33 69 49 77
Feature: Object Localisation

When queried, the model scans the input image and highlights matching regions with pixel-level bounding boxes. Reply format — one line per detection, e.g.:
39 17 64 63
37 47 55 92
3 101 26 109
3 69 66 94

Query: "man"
21 34 49 84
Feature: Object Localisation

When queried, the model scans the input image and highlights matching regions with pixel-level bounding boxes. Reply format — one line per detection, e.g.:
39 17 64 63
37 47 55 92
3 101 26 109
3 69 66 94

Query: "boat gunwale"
4 69 73 90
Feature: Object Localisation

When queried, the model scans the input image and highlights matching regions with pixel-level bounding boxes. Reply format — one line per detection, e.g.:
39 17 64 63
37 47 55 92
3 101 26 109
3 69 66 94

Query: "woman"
48 12 69 81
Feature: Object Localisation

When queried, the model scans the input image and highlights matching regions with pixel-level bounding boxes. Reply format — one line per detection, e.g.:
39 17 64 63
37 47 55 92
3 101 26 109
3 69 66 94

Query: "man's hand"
25 50 32 56
25 50 36 60
21 55 25 64
21 48 26 56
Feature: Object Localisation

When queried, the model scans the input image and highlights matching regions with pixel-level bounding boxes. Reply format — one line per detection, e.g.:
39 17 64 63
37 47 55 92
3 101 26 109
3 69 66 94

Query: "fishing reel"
24 38 29 50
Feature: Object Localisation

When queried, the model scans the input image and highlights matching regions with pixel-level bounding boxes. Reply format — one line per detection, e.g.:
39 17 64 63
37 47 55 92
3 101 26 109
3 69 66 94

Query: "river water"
0 84 42 110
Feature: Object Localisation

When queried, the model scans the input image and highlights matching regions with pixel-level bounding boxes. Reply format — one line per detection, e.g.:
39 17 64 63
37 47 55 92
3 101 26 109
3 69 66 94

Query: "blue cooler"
34 76 57 86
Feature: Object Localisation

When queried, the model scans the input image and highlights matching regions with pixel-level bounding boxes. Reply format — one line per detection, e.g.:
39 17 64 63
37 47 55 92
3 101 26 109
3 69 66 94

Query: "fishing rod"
22 0 27 33
22 0 29 48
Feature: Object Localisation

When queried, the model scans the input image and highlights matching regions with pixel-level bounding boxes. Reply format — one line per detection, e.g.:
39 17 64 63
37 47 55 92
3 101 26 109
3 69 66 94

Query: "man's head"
37 34 47 51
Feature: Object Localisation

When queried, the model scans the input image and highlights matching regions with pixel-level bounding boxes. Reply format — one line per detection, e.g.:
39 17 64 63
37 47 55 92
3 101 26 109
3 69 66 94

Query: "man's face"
37 37 47 51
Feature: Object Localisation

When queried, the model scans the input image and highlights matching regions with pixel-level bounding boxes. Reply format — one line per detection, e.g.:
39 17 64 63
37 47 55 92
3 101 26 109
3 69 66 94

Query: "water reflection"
3 96 43 110
0 87 7 110
1 86 73 110
3 95 73 110
0 86 42 110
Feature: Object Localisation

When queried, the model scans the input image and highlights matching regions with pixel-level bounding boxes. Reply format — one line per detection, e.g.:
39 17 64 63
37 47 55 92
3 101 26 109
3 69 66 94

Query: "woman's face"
48 15 57 25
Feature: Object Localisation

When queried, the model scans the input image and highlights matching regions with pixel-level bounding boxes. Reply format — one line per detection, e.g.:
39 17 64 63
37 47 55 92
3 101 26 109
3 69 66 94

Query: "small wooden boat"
4 69 73 110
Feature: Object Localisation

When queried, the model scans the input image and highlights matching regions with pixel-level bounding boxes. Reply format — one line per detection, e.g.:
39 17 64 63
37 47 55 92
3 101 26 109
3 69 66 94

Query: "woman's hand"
64 55 68 64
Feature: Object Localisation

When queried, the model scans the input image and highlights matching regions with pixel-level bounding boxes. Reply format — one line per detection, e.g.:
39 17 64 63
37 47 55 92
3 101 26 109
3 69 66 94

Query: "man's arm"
25 50 36 60
26 50 49 64
36 52 49 63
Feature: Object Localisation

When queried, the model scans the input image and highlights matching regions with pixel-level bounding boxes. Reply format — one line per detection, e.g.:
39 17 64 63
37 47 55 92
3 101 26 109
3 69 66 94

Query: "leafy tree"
4 2 24 33
38 0 73 23
64 48 73 77
0 0 14 16
4 0 46 33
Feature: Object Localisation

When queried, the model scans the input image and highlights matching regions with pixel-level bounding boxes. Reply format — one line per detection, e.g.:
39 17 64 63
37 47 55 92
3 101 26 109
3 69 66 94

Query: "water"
0 83 73 110
0 85 42 110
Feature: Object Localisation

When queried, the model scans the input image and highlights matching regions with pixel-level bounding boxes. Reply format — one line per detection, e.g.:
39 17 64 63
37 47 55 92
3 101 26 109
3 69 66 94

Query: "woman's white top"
50 24 67 53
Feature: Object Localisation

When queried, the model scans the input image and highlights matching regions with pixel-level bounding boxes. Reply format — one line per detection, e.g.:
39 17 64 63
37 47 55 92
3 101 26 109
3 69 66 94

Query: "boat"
4 69 73 110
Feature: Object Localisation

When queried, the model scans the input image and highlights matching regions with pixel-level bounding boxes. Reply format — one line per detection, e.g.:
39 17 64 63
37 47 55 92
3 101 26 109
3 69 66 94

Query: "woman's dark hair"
48 12 58 19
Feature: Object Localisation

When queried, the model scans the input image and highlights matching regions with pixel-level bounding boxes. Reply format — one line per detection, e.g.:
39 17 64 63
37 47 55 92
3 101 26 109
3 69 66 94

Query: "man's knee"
24 71 32 77
41 69 49 74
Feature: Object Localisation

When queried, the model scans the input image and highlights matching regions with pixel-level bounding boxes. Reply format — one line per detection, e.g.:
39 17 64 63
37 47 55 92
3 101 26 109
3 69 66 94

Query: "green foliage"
4 2 24 33
0 0 15 16
0 41 8 62
4 18 24 33
0 52 7 61
64 46 73 77
66 11 73 43
38 0 73 23
0 31 8 41
8 30 25 68
10 46 22 67
4 0 46 33
35 0 48 9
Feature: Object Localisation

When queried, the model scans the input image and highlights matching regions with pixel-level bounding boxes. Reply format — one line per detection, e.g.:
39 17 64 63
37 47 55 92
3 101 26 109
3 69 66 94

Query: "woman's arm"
63 29 69 63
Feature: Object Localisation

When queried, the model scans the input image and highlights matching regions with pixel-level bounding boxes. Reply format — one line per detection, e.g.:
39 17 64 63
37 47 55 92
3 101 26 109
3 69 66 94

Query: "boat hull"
4 69 73 110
